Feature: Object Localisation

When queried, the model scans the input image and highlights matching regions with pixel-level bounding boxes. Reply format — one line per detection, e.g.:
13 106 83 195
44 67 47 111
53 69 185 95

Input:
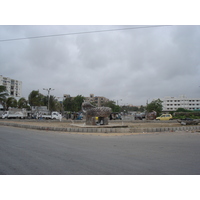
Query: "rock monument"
82 102 112 125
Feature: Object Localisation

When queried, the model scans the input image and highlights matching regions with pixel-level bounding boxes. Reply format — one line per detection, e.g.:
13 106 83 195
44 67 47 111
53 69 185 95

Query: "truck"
37 111 62 120
2 108 27 119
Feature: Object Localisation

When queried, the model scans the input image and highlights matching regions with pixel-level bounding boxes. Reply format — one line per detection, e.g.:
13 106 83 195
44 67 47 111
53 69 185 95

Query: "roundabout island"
0 118 200 135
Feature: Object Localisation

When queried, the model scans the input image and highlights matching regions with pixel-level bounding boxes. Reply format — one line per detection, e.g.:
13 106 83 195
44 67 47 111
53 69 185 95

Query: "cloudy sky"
0 25 200 105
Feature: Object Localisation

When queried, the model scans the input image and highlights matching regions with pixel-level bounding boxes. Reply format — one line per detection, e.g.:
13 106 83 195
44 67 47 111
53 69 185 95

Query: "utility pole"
43 88 54 112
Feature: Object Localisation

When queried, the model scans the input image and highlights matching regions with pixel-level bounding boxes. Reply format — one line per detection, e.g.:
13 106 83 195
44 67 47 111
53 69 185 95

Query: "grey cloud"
0 25 200 105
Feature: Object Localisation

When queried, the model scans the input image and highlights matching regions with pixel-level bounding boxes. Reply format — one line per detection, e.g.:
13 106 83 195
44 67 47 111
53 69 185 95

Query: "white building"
161 95 200 111
0 75 22 97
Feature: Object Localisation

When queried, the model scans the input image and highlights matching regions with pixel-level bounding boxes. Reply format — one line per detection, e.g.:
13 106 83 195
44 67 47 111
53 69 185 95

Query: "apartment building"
161 95 200 111
85 94 109 107
63 93 110 107
0 75 22 97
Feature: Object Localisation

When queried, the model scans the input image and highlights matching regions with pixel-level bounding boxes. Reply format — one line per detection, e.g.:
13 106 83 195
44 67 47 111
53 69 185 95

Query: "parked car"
110 112 122 120
156 114 173 120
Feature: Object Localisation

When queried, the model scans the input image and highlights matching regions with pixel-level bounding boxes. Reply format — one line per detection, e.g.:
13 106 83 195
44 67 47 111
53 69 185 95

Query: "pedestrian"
59 113 62 122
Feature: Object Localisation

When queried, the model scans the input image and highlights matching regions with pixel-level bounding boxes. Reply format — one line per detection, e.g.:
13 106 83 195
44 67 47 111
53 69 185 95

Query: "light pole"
117 99 122 106
43 88 54 112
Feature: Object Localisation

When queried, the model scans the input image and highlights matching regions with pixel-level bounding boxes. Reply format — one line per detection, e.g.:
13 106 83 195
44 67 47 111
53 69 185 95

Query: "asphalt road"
1 126 200 175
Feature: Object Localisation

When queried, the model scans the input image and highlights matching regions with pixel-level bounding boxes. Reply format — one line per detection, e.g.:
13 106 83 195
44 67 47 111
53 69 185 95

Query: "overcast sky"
0 25 200 105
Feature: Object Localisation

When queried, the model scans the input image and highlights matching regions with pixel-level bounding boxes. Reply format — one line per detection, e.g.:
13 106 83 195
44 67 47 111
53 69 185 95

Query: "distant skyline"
1 25 200 106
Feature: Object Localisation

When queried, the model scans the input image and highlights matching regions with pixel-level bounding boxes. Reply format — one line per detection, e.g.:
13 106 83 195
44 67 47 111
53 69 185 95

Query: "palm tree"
6 97 18 109
0 85 9 110
49 95 57 112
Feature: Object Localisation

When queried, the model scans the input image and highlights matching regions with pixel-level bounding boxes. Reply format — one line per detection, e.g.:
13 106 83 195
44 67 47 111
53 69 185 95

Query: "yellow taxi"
156 114 173 120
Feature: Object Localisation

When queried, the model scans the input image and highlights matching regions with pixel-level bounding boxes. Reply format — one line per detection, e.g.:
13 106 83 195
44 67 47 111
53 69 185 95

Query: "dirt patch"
126 122 182 128
0 119 184 128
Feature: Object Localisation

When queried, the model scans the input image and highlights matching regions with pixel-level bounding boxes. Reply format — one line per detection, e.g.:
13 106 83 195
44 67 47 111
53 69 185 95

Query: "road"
0 126 200 175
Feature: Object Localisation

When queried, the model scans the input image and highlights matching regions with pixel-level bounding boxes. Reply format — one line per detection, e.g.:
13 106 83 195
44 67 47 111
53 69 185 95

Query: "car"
156 114 173 120
110 112 122 120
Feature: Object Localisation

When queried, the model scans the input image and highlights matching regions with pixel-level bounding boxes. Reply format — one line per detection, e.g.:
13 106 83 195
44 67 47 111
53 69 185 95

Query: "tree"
28 90 44 107
55 99 63 113
63 95 85 112
0 85 9 110
73 95 85 112
48 95 57 112
139 105 145 112
63 97 73 111
146 99 163 116
6 97 17 109
103 100 120 112
18 97 28 109
42 95 48 107
176 108 192 112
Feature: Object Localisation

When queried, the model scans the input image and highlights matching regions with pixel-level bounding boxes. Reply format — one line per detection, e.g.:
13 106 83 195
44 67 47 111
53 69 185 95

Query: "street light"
117 99 122 106
43 88 54 112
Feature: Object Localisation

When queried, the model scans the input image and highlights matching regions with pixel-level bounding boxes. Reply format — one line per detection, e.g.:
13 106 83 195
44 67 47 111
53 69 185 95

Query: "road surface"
1 126 200 175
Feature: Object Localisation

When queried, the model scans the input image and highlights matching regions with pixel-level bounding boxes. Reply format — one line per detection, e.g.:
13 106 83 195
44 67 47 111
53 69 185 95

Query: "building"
0 75 22 97
161 95 200 111
63 94 71 99
84 94 109 107
64 93 110 107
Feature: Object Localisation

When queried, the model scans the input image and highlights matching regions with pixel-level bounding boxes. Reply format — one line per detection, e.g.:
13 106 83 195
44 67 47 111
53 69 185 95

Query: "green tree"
130 106 139 112
55 99 63 113
28 90 44 107
176 108 192 112
18 97 28 109
73 95 85 112
0 85 9 110
63 95 85 112
63 97 73 111
103 100 120 112
42 95 48 107
48 95 57 112
139 105 145 112
6 97 17 109
146 99 163 116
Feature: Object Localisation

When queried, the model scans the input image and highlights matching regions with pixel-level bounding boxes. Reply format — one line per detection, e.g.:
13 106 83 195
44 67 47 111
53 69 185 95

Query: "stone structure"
82 102 112 125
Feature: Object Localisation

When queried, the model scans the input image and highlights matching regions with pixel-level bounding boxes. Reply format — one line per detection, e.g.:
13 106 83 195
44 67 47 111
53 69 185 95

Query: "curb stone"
1 121 200 134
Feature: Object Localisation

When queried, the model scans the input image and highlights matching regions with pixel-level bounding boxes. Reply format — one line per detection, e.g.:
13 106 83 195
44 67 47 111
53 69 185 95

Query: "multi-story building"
161 95 200 111
63 94 71 99
64 93 110 107
0 75 22 97
84 94 109 107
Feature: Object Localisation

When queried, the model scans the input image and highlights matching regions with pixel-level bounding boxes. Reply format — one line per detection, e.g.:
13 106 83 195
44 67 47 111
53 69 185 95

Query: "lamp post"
117 99 122 106
43 88 54 112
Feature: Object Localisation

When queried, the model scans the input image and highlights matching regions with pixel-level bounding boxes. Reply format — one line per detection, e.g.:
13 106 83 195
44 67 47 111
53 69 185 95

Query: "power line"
0 25 171 42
